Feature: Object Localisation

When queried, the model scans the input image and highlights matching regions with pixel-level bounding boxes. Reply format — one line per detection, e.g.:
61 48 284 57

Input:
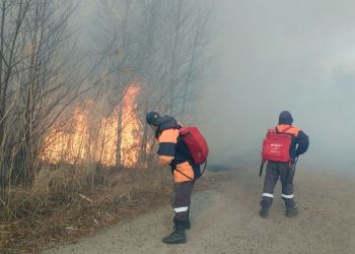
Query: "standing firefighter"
259 111 309 218
146 111 203 244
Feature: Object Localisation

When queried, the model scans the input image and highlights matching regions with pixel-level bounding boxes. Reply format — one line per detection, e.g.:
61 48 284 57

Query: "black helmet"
278 111 293 125
146 111 161 126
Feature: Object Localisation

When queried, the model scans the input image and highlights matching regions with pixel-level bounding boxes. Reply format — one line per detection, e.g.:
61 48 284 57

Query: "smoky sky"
73 1 355 173
198 0 355 173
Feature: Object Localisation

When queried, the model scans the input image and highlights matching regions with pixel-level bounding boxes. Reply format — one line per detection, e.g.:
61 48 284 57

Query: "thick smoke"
199 0 355 174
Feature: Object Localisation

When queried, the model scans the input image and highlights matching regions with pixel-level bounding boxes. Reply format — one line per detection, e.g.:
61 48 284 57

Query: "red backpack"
261 126 292 163
180 126 209 165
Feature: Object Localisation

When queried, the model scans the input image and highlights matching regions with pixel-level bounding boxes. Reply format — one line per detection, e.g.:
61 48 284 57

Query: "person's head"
146 111 161 129
278 111 293 125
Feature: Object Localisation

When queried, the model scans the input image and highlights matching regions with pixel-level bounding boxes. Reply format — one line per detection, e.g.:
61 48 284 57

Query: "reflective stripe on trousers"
261 161 295 208
172 181 194 222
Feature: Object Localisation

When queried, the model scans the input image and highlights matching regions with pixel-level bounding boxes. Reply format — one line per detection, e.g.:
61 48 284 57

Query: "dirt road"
42 166 355 254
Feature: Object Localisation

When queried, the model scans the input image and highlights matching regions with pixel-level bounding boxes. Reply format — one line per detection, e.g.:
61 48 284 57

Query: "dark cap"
278 111 293 125
146 111 161 126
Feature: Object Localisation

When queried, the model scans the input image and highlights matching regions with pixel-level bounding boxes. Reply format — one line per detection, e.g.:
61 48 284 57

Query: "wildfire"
41 84 142 168
120 85 140 167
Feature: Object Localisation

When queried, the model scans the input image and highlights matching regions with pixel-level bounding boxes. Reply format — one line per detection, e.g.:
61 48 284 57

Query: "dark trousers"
260 161 295 209
172 181 194 223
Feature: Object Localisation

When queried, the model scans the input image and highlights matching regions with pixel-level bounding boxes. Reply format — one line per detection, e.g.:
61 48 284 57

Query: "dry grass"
0 165 225 254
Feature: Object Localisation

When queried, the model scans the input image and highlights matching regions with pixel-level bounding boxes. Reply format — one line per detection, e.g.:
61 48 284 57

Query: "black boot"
184 211 191 229
285 206 298 218
174 217 190 230
259 206 269 218
183 219 191 230
162 222 186 244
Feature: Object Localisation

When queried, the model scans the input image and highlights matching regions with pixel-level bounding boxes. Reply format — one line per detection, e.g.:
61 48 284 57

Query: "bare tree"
91 0 141 169
72 0 215 169
0 0 33 191
0 0 86 194
132 0 215 163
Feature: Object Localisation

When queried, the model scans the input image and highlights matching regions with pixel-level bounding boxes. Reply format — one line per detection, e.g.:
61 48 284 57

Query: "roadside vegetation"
1 166 226 253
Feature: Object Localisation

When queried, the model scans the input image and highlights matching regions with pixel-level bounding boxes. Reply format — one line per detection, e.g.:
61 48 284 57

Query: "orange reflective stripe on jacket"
277 124 300 136
158 128 179 143
157 129 179 166
157 128 195 183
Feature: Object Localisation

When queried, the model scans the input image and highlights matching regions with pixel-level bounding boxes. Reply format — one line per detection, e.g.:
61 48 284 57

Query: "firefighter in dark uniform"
259 111 309 218
146 111 200 244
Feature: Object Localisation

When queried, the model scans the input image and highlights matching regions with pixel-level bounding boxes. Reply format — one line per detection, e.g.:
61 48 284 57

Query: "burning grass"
0 165 224 253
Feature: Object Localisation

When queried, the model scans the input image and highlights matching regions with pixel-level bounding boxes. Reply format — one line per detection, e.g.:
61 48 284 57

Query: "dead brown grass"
0 166 227 254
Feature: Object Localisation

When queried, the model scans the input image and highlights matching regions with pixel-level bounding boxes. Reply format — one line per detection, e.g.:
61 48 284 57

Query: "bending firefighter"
259 111 309 218
146 111 201 244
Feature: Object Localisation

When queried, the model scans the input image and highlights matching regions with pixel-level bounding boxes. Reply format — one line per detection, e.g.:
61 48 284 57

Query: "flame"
95 107 119 167
41 84 142 168
120 85 140 167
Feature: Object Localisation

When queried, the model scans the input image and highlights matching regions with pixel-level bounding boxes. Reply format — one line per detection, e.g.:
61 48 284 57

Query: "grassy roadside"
0 168 229 254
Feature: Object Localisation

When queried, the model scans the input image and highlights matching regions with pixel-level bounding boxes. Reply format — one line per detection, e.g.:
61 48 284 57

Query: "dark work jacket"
276 124 309 160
